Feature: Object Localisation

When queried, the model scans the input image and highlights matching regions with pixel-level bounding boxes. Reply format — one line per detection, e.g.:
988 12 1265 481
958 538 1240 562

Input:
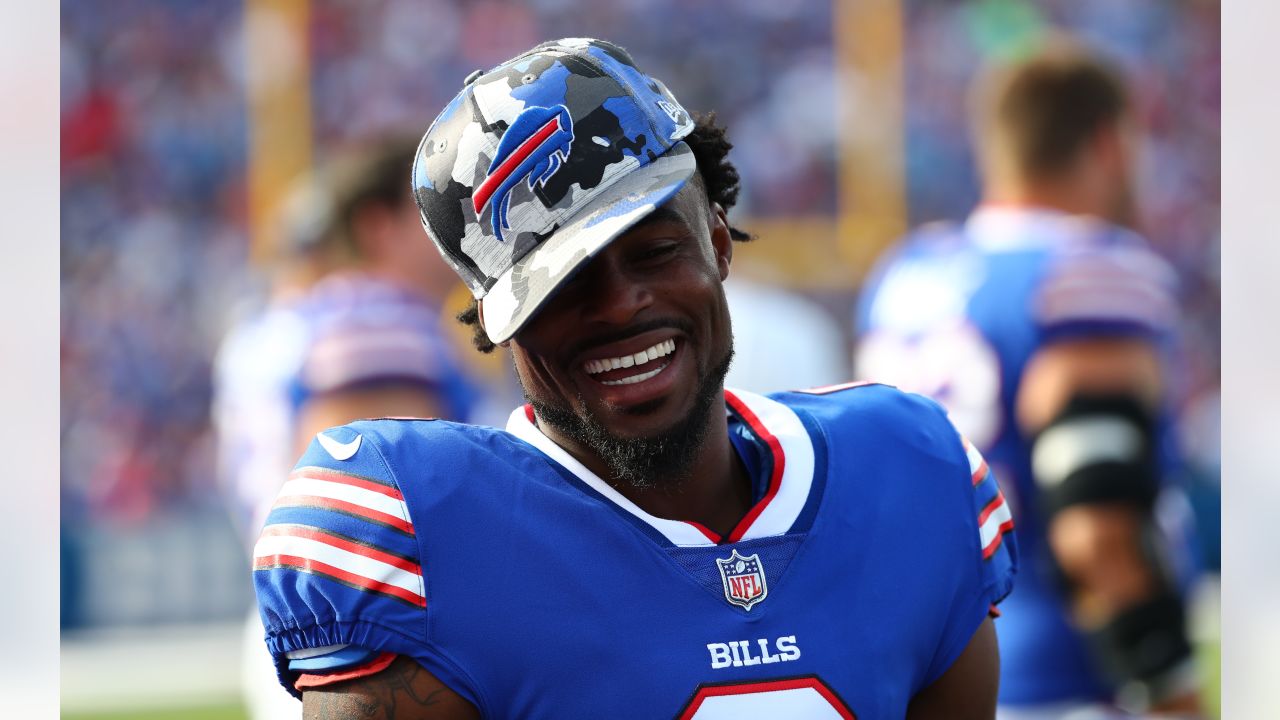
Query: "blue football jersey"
253 386 1016 718
855 206 1184 705
214 271 479 548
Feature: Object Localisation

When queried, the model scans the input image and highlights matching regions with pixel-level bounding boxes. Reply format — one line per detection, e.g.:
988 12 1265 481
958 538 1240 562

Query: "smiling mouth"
582 339 676 386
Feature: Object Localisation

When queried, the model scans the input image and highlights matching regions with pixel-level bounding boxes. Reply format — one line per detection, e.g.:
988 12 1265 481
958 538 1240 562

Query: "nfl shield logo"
715 549 768 611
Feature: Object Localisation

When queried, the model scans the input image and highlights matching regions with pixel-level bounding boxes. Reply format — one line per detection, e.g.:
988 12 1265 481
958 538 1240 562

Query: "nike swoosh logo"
316 432 361 461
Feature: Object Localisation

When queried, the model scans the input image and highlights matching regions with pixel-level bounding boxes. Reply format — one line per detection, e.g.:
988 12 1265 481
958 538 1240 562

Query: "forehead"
621 178 708 236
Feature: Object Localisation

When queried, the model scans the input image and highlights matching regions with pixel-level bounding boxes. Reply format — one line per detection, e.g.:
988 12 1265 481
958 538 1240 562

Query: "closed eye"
640 242 680 261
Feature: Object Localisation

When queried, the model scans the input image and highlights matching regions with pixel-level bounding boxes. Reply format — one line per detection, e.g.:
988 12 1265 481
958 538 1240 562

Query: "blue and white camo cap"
412 38 697 344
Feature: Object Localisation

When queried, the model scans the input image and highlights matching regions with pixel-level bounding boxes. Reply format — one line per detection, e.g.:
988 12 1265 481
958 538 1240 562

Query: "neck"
984 171 1117 224
983 191 1087 219
614 397 752 539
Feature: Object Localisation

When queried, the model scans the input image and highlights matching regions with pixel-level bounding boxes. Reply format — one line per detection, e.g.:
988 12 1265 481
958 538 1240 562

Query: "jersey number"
677 676 855 719
856 321 1002 449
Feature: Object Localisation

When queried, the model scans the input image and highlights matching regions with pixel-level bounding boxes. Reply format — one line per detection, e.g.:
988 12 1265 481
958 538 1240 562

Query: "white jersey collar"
504 388 817 547
965 205 1110 251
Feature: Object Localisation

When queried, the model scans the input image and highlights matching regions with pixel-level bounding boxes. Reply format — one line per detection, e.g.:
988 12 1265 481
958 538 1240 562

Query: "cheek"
509 346 542 388
712 291 734 351
509 343 569 404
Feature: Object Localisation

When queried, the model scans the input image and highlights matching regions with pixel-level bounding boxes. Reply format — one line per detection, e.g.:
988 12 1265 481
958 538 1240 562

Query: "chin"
545 348 733 486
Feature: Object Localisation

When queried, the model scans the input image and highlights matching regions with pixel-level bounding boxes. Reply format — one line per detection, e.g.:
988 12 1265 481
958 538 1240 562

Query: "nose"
573 252 653 327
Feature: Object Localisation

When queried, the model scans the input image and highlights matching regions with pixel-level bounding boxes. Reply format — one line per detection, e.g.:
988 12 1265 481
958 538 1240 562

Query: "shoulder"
1050 224 1177 284
252 418 539 695
774 382 1017 596
777 381 953 435
771 383 1019 625
776 385 1019 622
867 221 968 277
305 418 536 482
263 418 536 575
1036 225 1179 338
898 220 968 252
857 222 979 327
771 381 973 470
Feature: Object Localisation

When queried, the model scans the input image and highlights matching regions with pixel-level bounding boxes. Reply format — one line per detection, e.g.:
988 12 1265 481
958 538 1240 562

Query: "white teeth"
583 339 677 376
601 363 668 386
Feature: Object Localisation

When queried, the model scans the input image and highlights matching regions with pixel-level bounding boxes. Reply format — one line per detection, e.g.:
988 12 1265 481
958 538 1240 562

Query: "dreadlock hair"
457 113 750 353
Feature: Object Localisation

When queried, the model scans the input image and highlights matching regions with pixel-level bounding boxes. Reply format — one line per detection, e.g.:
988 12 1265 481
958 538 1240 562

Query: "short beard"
527 348 734 490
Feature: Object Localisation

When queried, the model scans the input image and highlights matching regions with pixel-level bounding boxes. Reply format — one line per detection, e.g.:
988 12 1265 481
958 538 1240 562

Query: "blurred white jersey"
723 277 849 394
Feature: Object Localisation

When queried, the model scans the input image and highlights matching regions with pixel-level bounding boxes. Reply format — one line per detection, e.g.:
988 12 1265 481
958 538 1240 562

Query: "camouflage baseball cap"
412 37 696 344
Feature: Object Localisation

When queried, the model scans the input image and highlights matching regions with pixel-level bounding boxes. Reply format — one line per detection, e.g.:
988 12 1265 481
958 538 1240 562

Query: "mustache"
566 317 694 360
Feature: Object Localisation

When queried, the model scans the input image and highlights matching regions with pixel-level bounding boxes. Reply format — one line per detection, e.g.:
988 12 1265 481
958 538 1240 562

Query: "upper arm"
1016 337 1163 433
302 655 479 720
1016 246 1181 621
906 617 999 720
911 402 1016 691
254 425 454 705
1018 238 1177 433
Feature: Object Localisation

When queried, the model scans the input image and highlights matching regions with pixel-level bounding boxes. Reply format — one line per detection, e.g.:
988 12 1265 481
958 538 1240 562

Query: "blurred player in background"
213 135 483 718
856 41 1201 718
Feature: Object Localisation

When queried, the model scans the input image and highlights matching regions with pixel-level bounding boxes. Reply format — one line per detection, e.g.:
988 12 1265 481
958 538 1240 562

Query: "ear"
475 298 495 341
709 202 732 281
476 299 515 348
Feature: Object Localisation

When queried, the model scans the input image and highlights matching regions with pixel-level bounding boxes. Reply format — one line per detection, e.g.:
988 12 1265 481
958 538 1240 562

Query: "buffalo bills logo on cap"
472 105 574 243
716 549 768 611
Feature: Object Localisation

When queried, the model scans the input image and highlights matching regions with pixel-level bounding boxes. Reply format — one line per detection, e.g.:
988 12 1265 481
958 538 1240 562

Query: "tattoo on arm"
303 655 473 720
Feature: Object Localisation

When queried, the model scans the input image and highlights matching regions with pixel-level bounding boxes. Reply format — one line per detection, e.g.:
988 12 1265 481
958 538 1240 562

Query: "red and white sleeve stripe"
254 524 425 607
1035 246 1178 332
963 437 989 487
977 493 1014 560
963 437 1014 560
254 467 425 607
271 467 415 535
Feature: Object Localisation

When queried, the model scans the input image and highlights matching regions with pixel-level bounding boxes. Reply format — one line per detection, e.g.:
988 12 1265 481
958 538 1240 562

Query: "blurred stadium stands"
60 0 1219 714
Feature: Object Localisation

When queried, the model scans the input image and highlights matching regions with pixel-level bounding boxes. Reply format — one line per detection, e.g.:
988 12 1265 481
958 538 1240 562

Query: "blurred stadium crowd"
60 0 1219 632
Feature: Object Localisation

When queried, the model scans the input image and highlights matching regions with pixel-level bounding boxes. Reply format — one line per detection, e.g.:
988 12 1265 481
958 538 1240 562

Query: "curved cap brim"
479 142 697 344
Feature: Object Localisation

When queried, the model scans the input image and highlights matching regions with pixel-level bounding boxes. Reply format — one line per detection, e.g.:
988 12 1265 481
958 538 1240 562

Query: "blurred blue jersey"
855 206 1187 705
214 271 479 549
253 386 1016 718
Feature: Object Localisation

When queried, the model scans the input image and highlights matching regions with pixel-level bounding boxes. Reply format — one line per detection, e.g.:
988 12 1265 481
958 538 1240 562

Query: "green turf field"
62 704 247 720
1199 638 1221 719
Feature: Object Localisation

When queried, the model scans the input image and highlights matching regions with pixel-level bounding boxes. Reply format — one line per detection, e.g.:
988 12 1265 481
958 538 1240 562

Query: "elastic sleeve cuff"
295 652 398 690
288 644 380 673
